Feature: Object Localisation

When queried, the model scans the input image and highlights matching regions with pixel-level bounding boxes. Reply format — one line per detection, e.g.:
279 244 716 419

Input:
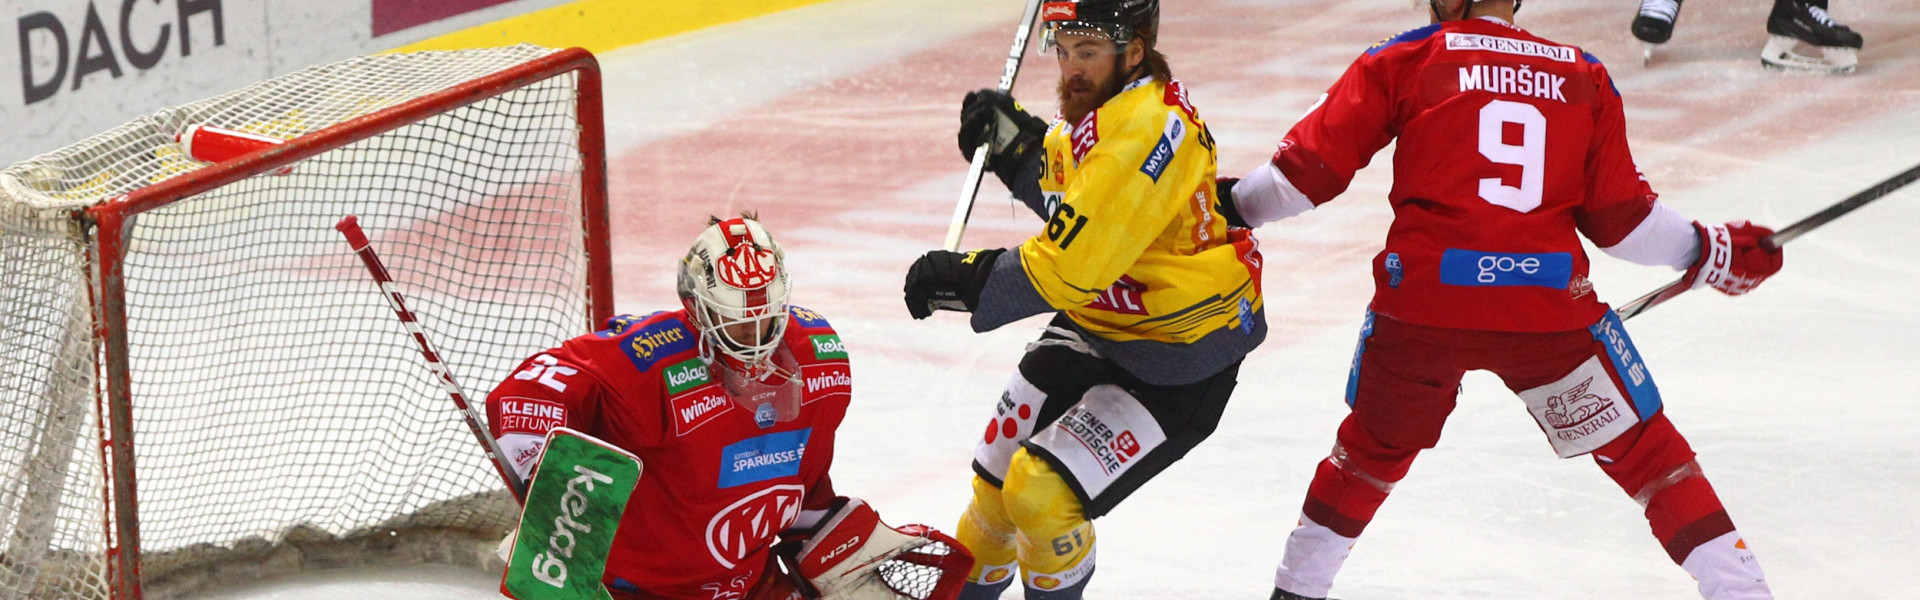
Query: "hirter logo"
1041 2 1077 21
1087 275 1148 315
705 484 804 568
672 392 731 436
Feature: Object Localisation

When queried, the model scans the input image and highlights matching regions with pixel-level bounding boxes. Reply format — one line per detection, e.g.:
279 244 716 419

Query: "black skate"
1632 0 1684 63
1762 0 1863 73
1271 588 1331 600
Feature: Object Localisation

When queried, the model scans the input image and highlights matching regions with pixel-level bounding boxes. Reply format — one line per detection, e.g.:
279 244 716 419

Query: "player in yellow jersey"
902 1 1265 598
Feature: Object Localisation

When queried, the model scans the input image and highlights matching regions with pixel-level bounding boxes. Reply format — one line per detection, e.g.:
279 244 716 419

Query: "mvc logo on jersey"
621 320 695 372
801 363 852 403
1087 275 1148 316
497 397 567 436
664 358 713 395
718 429 811 488
1138 112 1186 183
809 334 847 360
1438 249 1573 289
705 484 804 568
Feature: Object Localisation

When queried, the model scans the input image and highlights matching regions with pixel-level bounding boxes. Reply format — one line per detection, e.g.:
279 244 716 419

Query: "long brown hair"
1134 22 1172 82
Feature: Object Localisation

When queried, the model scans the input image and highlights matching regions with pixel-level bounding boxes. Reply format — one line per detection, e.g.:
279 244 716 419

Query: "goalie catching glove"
783 497 974 600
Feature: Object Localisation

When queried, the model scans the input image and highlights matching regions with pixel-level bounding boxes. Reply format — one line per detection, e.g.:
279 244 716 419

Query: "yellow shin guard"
956 476 1020 584
1002 449 1095 590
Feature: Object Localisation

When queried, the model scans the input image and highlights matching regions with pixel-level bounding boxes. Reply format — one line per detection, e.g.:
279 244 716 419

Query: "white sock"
1272 515 1356 598
1680 531 1772 600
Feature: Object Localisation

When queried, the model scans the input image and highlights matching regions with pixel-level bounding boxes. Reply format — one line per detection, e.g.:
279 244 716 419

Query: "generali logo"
1041 2 1077 21
1543 377 1621 441
705 484 804 568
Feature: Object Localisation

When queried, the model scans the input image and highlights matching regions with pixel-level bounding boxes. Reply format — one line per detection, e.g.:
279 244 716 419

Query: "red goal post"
0 45 611 600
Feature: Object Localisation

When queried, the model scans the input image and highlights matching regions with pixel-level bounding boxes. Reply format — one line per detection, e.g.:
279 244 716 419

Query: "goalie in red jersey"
487 215 971 600
1216 1 1784 599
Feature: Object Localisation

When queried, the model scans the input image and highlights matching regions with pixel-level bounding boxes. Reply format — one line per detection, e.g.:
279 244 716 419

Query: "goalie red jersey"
1273 17 1654 332
487 308 852 600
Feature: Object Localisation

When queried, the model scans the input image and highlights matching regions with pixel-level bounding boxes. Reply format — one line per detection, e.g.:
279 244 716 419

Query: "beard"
1057 61 1128 126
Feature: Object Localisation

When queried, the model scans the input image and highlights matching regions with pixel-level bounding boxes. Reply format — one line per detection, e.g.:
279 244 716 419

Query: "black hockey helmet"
1039 0 1160 52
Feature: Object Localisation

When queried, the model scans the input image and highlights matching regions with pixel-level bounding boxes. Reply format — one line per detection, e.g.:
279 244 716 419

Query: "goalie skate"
1632 0 1684 65
1761 0 1862 73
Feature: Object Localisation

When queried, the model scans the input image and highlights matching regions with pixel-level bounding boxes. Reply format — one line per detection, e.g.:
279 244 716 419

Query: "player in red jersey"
1217 1 1783 599
488 216 969 600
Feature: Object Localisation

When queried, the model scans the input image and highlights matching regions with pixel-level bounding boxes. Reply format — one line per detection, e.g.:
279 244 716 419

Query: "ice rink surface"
211 0 1920 598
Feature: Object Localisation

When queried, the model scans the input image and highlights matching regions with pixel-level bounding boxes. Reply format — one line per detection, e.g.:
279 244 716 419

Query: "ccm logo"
818 535 863 565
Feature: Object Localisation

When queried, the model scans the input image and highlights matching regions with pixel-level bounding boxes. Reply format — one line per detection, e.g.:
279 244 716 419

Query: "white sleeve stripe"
1599 201 1698 270
1236 162 1317 227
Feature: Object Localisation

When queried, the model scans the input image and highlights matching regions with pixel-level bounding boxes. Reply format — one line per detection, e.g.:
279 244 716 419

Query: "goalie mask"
677 217 793 374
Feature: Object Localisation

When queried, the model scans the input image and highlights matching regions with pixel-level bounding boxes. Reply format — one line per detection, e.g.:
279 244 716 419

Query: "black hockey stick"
1616 161 1920 320
945 0 1046 251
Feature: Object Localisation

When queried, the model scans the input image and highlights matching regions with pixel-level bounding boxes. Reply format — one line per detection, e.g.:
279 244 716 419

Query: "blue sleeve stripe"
1367 23 1444 56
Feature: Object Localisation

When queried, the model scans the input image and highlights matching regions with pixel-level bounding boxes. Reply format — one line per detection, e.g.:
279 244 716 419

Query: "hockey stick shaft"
944 0 1046 252
1616 162 1920 320
335 215 530 502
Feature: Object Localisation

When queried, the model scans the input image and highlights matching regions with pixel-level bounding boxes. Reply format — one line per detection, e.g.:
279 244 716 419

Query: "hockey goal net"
0 45 610 600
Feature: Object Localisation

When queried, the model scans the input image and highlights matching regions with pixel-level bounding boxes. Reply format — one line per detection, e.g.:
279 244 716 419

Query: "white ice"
210 0 1920 598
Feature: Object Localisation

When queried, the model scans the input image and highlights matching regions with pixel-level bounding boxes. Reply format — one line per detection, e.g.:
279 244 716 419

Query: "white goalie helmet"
677 216 792 377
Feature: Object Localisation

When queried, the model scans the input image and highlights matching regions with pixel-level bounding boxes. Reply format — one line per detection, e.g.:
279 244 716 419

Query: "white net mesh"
0 44 600 599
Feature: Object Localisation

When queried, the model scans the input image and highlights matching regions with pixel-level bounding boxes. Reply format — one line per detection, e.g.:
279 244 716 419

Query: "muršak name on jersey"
1458 64 1567 102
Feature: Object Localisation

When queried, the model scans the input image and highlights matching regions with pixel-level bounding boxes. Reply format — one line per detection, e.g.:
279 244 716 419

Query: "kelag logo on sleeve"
809 335 847 360
663 358 712 394
717 429 811 488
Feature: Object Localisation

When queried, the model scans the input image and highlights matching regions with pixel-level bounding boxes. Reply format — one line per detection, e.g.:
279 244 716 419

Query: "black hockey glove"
958 89 1047 177
904 248 1005 320
1215 177 1251 229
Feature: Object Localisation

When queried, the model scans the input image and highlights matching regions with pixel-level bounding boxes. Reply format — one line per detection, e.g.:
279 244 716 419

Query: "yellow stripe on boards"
389 0 840 54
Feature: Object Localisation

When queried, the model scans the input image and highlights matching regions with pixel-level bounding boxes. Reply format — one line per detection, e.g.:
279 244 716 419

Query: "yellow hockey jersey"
1020 78 1264 344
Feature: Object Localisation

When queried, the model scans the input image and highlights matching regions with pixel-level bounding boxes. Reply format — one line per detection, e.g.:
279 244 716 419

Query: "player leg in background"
1271 312 1466 600
1491 312 1770 600
1762 0 1863 72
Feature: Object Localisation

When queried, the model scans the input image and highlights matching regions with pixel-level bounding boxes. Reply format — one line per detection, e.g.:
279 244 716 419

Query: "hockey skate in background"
1633 0 1864 72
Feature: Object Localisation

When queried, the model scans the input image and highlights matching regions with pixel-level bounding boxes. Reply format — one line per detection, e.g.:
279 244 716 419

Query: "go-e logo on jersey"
705 484 804 568
664 358 713 395
718 429 811 488
1439 249 1572 289
809 335 847 360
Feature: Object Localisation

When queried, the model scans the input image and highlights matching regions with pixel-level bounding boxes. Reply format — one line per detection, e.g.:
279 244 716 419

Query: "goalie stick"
944 0 1046 252
1616 161 1920 320
335 215 530 502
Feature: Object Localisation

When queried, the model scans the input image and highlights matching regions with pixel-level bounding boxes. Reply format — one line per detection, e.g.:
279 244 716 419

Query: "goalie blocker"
501 428 973 600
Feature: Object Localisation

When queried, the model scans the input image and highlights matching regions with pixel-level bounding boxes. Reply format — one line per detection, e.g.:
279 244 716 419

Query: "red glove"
1684 221 1783 296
